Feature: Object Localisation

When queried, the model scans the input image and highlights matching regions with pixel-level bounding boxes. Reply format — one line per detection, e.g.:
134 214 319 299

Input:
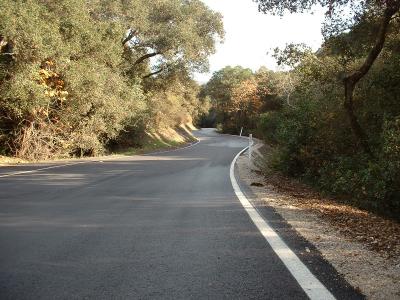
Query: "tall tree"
255 0 400 154
204 66 253 111
0 0 223 158
202 66 254 132
91 0 224 79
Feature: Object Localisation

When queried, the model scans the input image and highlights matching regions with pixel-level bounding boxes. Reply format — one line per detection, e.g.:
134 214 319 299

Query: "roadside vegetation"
0 0 221 160
201 1 400 219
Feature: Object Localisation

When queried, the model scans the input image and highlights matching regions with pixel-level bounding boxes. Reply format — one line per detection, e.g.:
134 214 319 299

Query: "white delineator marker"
230 143 336 300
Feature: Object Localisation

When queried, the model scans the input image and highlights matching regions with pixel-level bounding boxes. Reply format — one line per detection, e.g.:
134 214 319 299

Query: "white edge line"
230 146 336 300
0 139 201 178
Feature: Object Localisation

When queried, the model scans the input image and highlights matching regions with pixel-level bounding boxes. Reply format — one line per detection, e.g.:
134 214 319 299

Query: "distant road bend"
0 128 362 299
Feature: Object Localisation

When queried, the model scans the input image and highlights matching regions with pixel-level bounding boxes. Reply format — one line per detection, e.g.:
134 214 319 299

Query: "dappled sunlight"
196 136 213 141
0 155 207 187
9 173 89 186
306 202 369 217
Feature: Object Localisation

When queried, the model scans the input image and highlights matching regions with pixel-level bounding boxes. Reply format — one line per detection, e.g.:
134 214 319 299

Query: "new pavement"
0 129 363 299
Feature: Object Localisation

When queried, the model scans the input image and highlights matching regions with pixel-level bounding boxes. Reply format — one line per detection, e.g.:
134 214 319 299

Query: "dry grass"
1 122 198 164
0 155 29 166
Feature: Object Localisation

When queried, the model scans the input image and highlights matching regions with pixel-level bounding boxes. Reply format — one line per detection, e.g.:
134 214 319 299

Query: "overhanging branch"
134 52 160 65
142 67 165 79
122 29 137 46
342 3 399 155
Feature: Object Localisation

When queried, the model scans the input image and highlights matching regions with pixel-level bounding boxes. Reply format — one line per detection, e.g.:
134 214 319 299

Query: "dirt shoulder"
237 142 400 300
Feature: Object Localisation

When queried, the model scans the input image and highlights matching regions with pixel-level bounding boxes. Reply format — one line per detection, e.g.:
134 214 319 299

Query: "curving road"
0 129 362 299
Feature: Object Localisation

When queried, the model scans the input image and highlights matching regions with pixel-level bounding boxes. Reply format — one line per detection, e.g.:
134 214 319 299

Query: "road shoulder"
0 124 198 167
236 145 400 299
0 139 200 177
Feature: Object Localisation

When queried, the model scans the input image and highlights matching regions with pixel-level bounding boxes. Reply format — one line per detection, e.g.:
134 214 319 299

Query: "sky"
194 0 326 83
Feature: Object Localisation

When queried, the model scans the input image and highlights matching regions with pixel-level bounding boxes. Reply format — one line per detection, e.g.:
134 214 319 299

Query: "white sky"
194 0 326 83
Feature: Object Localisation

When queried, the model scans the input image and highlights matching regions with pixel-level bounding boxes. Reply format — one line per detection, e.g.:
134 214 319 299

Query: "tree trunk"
342 3 399 155
343 79 372 154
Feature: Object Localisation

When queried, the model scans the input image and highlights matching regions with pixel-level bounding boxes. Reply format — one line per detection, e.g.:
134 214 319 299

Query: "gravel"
237 147 400 300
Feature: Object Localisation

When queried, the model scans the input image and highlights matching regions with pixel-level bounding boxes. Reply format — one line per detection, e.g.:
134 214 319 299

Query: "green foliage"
256 112 280 143
250 0 400 219
194 0 400 218
256 41 400 218
108 0 224 77
202 66 284 133
0 0 222 159
316 117 400 215
204 65 253 109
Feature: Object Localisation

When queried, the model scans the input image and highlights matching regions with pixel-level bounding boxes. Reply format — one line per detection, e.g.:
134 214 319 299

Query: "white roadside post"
239 127 243 137
248 133 253 166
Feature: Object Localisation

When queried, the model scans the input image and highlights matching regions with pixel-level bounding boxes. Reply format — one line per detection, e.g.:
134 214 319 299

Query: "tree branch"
122 29 137 46
142 68 165 79
342 4 399 155
345 6 398 84
134 52 160 65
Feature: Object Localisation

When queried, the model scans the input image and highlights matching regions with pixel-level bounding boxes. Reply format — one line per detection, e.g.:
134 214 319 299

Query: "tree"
203 66 253 131
255 0 400 155
231 78 263 129
204 66 253 111
91 0 224 79
254 67 287 110
0 0 223 158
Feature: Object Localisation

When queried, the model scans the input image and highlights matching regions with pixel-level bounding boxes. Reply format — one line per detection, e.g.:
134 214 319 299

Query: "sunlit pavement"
0 129 363 299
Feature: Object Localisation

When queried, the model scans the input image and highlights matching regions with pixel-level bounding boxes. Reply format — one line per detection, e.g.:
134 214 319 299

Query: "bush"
256 112 280 143
257 55 400 219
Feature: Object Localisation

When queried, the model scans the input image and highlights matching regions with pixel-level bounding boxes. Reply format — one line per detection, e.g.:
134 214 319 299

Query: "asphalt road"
0 129 362 299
